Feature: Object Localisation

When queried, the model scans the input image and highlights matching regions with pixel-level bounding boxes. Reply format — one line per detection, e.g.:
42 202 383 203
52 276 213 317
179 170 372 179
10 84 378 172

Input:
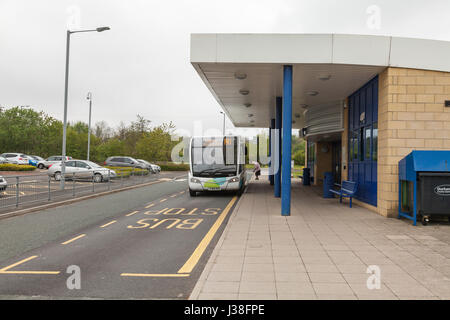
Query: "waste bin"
323 172 334 198
302 168 310 186
398 150 450 225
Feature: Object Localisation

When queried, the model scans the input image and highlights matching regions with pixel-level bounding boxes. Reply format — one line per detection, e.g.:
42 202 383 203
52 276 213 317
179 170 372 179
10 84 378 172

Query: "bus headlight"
190 178 201 183
229 177 239 183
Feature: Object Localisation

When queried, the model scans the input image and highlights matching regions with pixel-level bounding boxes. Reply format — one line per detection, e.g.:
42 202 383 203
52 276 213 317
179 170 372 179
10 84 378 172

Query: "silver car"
48 160 116 183
0 156 8 164
0 176 7 192
136 159 160 173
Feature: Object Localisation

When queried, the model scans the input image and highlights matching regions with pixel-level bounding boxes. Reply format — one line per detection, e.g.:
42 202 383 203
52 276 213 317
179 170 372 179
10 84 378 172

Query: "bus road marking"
178 196 237 274
61 234 86 245
0 255 60 275
126 210 139 217
100 220 117 228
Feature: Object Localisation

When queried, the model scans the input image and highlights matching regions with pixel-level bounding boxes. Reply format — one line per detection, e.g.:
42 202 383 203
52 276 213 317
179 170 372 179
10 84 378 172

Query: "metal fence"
0 168 159 212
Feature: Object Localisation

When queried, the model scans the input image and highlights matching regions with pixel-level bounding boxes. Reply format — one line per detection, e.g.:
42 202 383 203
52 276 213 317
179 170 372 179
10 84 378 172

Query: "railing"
0 168 159 213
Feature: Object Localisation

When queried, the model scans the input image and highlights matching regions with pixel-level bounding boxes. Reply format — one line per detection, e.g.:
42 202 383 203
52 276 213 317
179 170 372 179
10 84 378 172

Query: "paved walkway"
190 177 450 300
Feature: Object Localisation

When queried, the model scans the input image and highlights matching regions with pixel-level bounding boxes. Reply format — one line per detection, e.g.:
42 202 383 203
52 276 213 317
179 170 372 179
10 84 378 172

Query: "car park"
104 156 147 169
0 176 7 192
0 153 31 165
48 160 116 183
37 155 72 169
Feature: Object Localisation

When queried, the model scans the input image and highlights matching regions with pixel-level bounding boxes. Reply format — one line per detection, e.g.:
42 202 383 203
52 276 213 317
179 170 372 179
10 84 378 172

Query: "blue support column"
269 118 275 185
274 97 282 197
281 65 292 216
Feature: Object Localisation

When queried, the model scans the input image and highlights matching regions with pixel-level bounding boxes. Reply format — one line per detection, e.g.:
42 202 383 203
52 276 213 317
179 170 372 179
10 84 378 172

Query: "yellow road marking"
0 270 60 275
170 194 177 198
179 191 185 194
121 273 190 278
61 234 86 245
0 256 37 272
100 220 117 228
160 198 167 202
0 256 60 275
126 210 139 217
145 203 154 209
178 196 237 274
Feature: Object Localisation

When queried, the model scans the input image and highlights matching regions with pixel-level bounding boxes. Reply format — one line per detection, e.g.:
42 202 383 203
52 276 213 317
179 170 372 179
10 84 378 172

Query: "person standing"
253 161 261 180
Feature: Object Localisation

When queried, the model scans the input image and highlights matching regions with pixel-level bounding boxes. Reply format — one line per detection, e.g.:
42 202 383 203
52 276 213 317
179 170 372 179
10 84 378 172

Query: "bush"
156 162 190 171
0 164 36 171
293 149 305 166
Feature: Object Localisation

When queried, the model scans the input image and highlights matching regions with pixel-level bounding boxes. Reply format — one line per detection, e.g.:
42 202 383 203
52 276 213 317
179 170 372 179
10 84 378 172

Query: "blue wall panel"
348 76 378 207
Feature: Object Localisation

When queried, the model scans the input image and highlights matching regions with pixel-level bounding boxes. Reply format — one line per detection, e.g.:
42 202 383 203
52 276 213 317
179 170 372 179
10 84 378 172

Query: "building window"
365 126 372 160
372 122 378 161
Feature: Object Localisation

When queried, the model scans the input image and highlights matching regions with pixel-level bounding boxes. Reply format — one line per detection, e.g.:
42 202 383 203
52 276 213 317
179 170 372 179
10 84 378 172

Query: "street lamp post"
60 27 110 189
220 111 225 136
86 92 92 161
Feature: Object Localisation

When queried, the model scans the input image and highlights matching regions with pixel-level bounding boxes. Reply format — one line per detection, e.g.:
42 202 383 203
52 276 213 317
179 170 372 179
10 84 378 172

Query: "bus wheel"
189 189 197 197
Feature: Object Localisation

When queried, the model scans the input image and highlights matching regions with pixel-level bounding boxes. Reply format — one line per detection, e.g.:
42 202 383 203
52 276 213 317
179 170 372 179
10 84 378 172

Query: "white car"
0 153 30 165
48 160 116 183
150 163 161 173
0 156 8 164
37 155 72 169
0 176 7 192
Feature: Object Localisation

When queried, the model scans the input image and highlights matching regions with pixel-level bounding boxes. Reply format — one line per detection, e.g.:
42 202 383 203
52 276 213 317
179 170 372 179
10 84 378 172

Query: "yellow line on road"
170 194 177 198
0 256 37 272
160 198 167 202
0 256 60 275
0 270 60 275
126 210 139 216
61 234 86 245
178 196 238 274
121 273 190 278
100 220 117 228
145 203 154 209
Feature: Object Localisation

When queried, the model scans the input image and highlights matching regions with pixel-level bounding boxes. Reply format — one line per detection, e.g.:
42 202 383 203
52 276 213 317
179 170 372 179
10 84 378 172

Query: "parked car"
48 160 116 183
137 159 160 173
104 156 147 169
0 153 31 165
37 156 72 169
28 155 44 167
0 156 8 164
0 176 7 192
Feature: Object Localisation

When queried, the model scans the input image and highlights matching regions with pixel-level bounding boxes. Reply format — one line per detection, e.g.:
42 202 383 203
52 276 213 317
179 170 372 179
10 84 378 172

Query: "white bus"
188 136 247 196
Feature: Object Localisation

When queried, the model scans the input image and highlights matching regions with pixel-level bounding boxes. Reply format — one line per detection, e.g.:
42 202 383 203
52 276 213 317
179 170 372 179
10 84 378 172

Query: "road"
0 175 239 299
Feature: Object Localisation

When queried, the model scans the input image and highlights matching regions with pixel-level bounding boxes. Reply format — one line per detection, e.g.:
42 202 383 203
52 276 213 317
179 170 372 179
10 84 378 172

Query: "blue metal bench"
329 181 358 208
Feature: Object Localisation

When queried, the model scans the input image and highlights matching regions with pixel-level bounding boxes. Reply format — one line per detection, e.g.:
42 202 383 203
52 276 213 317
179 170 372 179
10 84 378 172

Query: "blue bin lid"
399 150 450 180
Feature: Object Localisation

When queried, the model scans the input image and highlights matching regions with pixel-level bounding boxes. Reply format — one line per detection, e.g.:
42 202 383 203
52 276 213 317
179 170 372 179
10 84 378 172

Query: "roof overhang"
191 33 450 129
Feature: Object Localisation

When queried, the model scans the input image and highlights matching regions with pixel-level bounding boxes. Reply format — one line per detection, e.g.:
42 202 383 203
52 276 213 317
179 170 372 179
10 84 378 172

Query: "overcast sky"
1 0 449 137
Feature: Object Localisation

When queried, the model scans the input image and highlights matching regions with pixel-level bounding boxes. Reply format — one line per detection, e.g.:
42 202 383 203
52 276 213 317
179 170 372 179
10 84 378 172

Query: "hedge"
0 164 36 171
104 166 149 178
156 162 190 171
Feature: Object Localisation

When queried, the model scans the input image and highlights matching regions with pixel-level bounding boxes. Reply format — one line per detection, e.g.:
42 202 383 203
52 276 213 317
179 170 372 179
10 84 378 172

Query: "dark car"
104 156 147 169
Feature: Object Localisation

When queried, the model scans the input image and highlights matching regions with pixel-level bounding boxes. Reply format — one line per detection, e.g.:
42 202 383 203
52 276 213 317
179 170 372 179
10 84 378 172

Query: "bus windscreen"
191 137 238 177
